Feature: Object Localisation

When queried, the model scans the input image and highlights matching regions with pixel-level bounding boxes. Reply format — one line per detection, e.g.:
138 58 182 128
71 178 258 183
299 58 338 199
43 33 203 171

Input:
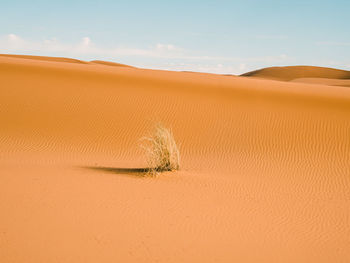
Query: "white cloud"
8 33 20 41
81 37 91 47
0 33 292 74
239 63 247 71
3 34 27 49
156 43 178 51
0 34 183 58
0 34 289 62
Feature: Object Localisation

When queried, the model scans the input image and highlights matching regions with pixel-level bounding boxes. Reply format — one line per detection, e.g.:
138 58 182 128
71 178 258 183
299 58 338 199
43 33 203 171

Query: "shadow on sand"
82 166 151 178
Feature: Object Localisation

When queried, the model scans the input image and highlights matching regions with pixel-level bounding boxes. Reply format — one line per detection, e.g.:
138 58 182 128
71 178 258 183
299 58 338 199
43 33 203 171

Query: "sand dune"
241 65 350 81
0 53 89 64
291 77 350 87
90 60 135 68
1 55 349 263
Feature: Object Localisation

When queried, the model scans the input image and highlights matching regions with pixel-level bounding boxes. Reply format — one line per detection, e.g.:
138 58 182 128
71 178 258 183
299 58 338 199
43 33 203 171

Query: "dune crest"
90 60 135 68
241 65 350 81
0 54 89 64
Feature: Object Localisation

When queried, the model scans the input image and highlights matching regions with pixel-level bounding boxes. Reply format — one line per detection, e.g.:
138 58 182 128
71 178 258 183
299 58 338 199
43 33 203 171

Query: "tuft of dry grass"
141 124 180 175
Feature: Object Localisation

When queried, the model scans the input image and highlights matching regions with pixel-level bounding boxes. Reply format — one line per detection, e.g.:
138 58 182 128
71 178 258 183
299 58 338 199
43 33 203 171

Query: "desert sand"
1 55 349 262
241 65 350 80
90 60 135 68
291 78 350 88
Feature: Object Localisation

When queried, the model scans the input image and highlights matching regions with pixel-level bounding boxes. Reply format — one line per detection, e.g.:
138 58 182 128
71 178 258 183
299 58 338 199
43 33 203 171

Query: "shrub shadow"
82 166 151 178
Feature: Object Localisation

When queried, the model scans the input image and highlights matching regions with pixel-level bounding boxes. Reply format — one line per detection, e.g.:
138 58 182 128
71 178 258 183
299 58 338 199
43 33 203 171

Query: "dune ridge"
0 53 89 64
241 65 350 81
90 60 135 68
0 55 349 263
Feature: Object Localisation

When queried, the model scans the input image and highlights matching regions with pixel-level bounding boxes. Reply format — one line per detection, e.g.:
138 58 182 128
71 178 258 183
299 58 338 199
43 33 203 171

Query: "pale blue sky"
1 0 349 74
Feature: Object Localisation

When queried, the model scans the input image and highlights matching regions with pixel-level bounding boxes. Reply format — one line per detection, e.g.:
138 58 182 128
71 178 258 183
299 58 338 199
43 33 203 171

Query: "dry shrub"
141 124 180 175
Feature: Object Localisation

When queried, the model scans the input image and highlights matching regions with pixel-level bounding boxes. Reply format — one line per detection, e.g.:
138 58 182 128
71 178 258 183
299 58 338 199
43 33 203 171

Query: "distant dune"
1 55 349 263
0 54 135 68
241 65 350 81
0 53 89 64
90 60 135 68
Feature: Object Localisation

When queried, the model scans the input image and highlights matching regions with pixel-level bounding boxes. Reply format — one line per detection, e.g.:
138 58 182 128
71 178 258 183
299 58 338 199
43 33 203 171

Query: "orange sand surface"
1 55 350 262
291 77 350 88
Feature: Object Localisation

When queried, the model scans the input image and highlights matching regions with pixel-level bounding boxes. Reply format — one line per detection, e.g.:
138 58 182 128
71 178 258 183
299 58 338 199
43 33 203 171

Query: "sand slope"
291 77 350 87
1 55 350 263
241 65 350 81
90 60 135 68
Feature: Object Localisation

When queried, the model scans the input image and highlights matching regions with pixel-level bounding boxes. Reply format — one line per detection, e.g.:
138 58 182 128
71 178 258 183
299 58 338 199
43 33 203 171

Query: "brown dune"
291 77 350 87
0 53 88 64
90 60 135 68
241 65 350 81
1 55 350 263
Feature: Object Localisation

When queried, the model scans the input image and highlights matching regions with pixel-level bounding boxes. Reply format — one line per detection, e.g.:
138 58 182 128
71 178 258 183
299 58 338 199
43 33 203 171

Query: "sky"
1 0 349 74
